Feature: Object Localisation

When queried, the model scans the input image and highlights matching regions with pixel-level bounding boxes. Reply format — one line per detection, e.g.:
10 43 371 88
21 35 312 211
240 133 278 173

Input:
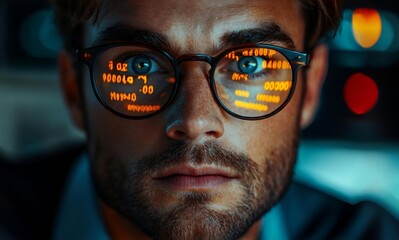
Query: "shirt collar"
53 153 110 240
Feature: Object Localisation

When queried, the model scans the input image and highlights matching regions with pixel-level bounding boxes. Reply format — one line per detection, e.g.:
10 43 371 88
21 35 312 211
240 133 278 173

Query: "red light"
83 52 91 60
344 73 379 115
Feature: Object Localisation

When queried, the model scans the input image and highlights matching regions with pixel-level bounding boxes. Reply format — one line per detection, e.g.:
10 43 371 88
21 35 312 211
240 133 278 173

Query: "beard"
89 138 298 240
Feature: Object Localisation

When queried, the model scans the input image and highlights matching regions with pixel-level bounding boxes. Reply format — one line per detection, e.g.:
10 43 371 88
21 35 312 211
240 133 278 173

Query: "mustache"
129 141 258 177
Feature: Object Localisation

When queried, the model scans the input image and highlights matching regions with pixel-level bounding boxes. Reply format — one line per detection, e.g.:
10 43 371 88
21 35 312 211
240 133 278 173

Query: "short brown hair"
52 0 342 49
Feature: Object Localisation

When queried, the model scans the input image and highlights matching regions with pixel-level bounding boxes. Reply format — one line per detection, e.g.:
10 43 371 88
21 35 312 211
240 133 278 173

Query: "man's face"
81 0 306 239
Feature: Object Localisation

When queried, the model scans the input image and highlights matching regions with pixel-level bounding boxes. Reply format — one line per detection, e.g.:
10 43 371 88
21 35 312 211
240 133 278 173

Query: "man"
54 0 341 239
1 0 398 239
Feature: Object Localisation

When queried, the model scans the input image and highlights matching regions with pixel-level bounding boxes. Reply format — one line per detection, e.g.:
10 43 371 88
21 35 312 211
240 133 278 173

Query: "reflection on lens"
93 46 176 117
214 47 293 118
238 56 258 73
132 55 152 74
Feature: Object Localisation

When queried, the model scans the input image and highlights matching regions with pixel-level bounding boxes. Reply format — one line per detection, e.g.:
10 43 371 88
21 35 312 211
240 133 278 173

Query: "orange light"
264 81 292 92
344 73 378 115
234 100 268 112
167 77 176 83
235 89 250 98
232 73 248 81
352 8 382 48
256 94 281 104
127 104 161 112
138 75 148 84
110 92 137 102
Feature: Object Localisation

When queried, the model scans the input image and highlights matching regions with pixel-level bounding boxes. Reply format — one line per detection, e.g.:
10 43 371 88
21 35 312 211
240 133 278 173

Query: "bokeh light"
19 9 61 58
328 9 399 68
344 73 379 115
352 8 382 48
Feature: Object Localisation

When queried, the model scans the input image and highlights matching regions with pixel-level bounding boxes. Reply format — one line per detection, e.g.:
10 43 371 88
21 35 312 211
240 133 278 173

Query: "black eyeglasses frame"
73 43 309 120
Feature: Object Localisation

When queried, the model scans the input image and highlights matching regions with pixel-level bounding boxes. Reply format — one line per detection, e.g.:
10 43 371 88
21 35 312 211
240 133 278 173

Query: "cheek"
238 77 304 163
238 120 296 164
80 70 168 160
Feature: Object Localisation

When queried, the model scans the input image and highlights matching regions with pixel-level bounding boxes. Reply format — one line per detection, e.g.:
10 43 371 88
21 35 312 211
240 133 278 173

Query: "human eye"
236 56 267 80
117 52 166 75
220 55 268 82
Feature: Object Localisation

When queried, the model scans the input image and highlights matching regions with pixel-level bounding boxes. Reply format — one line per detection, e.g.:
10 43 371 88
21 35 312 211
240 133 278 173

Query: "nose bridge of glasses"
176 54 215 82
177 54 214 65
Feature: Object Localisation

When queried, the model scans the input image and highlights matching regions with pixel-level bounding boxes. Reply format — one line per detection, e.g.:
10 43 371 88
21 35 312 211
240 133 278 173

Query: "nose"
165 61 225 142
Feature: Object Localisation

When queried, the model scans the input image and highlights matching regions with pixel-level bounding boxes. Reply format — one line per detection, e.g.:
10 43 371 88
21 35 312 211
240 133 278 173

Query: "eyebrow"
93 25 172 50
220 23 296 50
93 22 296 54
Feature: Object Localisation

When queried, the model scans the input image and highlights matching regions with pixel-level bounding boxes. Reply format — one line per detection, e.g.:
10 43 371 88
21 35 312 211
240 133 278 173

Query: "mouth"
153 165 238 190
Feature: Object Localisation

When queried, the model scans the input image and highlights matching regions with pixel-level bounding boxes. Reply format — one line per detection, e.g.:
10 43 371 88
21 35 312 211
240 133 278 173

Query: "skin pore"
59 0 328 239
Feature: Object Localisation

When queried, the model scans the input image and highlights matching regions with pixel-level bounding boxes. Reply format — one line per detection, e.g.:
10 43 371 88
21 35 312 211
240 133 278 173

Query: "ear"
300 43 329 129
58 49 85 130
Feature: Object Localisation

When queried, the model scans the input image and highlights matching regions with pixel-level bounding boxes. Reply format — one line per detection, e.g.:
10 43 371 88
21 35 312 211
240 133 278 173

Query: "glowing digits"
234 100 268 112
138 75 148 84
102 73 134 85
116 62 128 72
225 52 239 61
242 48 277 58
108 61 128 72
256 94 281 104
110 92 137 102
235 89 250 98
262 60 291 70
264 81 292 91
141 85 154 95
127 104 161 112
231 73 249 81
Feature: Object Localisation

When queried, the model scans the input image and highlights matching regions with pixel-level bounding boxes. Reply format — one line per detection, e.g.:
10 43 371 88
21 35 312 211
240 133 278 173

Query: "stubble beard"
89 139 298 240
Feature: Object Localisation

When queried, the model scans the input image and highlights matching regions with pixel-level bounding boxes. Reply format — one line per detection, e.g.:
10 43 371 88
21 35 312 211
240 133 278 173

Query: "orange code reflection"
102 73 134 84
235 89 250 98
108 61 128 72
234 100 268 112
110 92 137 102
225 52 239 61
127 104 161 112
232 73 249 81
140 85 154 95
138 75 148 84
262 60 291 70
264 81 292 91
256 94 281 104
242 48 277 58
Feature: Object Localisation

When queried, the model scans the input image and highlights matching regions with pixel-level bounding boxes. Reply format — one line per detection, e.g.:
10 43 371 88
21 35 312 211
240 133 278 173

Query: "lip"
153 165 238 190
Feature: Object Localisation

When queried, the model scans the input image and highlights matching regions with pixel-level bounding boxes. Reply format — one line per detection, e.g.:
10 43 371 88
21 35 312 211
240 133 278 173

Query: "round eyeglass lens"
213 47 294 118
93 46 177 117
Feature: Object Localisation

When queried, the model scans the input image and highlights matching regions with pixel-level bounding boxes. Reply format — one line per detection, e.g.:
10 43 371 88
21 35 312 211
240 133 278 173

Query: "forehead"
90 0 305 52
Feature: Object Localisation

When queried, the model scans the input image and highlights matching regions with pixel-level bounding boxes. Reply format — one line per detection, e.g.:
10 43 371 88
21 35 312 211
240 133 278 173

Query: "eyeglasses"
74 43 309 120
